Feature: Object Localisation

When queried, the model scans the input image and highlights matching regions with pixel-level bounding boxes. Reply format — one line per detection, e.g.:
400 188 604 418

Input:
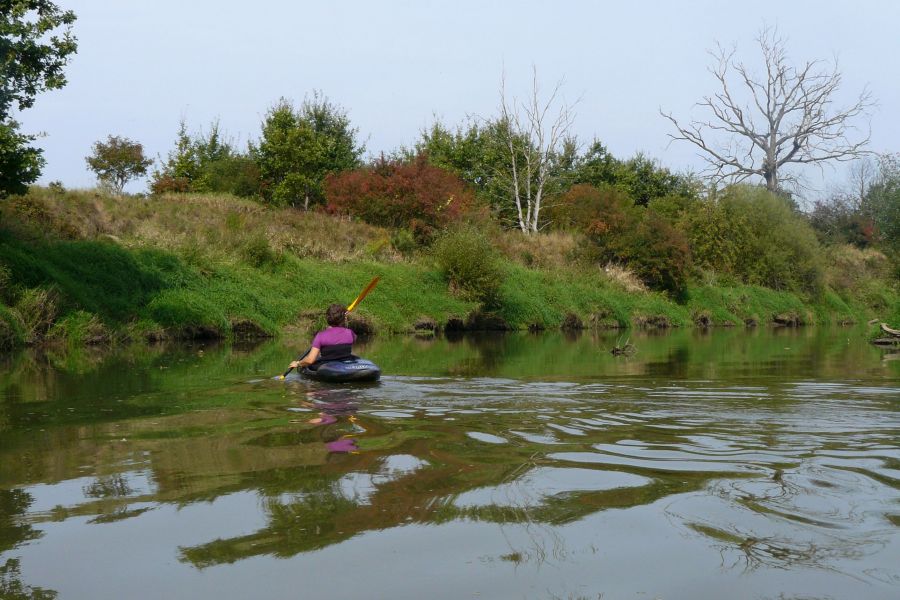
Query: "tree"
683 185 825 294
413 118 517 220
151 119 260 197
255 93 364 209
1 1 77 198
498 67 578 233
0 121 43 197
662 28 872 194
865 154 900 258
808 158 880 247
573 140 699 206
808 194 875 248
150 120 199 193
85 135 152 194
325 155 475 233
553 183 691 295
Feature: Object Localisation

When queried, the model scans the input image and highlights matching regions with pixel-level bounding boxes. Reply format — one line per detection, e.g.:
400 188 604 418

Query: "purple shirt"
311 326 356 349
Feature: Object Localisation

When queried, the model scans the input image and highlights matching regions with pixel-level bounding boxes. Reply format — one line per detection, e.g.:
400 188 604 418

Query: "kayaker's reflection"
300 387 363 454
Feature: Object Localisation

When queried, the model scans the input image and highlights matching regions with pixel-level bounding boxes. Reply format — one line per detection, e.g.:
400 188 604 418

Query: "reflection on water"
0 328 898 599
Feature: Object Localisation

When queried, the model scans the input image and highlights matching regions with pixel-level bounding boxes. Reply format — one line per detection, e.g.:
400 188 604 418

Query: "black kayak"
301 358 381 383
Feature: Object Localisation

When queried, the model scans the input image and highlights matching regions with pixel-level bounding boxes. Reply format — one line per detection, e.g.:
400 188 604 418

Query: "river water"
0 328 898 599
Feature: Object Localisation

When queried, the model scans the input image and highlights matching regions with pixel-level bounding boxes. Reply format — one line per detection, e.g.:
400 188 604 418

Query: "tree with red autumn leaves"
325 155 477 237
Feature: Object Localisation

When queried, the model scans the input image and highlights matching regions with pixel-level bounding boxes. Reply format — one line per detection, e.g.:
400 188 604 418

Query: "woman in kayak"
289 303 357 371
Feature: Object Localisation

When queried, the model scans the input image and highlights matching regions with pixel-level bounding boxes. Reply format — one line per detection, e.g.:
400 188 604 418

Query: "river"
1 327 898 599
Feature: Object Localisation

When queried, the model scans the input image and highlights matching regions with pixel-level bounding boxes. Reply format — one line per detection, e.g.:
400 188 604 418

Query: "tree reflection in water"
0 329 895 595
0 490 57 600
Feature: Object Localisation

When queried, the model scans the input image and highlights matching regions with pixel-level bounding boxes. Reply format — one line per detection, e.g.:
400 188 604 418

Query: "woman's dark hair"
325 303 347 327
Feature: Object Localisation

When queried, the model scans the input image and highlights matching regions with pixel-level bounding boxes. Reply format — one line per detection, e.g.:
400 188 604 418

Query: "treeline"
96 91 897 304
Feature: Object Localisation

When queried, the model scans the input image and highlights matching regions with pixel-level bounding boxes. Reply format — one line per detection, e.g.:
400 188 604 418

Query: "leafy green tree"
1 1 77 198
151 119 260 197
255 94 364 209
683 185 825 294
551 183 691 295
85 135 152 193
0 121 43 197
415 117 579 228
573 140 698 206
865 154 900 260
808 195 875 248
414 120 507 212
151 119 204 193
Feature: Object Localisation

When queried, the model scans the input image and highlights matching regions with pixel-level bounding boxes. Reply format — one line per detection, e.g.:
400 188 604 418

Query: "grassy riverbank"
0 188 897 350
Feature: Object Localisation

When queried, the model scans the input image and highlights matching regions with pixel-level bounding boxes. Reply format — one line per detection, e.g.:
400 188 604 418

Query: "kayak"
301 358 381 383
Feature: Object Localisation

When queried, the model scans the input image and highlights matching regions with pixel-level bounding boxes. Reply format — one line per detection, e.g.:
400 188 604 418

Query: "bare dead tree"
845 157 879 209
662 27 873 194
499 67 577 233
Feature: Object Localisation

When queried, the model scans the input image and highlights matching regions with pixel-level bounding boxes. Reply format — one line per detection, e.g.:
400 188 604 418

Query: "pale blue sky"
19 0 900 200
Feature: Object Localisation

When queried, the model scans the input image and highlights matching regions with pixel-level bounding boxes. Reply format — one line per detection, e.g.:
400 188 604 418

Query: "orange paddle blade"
346 276 380 313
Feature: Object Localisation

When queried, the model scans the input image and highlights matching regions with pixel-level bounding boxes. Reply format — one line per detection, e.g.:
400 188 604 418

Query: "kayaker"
289 303 357 371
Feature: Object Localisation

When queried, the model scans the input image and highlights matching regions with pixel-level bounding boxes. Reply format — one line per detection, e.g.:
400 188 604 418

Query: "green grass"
0 229 476 342
497 264 689 329
0 187 896 348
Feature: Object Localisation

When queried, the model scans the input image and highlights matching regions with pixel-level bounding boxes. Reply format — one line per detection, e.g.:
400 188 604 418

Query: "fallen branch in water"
611 338 637 356
880 323 900 337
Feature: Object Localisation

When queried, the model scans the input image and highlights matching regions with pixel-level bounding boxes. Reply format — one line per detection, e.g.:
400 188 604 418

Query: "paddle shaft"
282 348 311 378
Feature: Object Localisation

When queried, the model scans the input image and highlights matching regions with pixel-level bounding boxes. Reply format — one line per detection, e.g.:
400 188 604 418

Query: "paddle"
280 276 381 379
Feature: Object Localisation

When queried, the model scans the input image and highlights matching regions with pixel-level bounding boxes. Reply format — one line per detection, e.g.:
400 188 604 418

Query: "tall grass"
0 187 896 348
0 188 395 264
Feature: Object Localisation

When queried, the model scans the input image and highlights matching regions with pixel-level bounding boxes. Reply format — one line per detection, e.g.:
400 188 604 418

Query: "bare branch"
661 27 873 193
498 66 578 233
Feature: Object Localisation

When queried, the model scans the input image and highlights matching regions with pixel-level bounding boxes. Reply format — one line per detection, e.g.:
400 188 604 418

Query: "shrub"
432 225 504 307
0 304 23 350
553 184 690 295
647 193 696 222
14 287 59 343
825 245 891 292
194 155 261 198
151 120 261 198
808 196 876 248
149 175 191 195
0 263 11 302
683 185 825 295
48 310 109 345
390 229 417 256
616 210 691 296
325 155 476 230
544 184 636 232
241 233 282 268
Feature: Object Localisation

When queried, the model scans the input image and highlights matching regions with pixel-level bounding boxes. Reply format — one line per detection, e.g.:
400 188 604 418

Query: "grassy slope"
0 188 896 348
